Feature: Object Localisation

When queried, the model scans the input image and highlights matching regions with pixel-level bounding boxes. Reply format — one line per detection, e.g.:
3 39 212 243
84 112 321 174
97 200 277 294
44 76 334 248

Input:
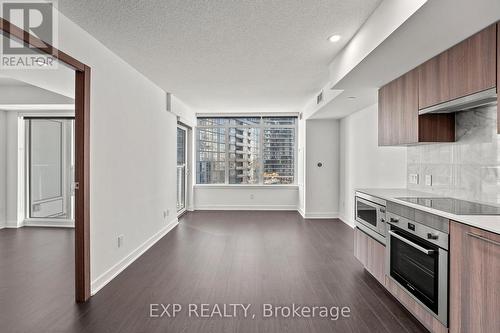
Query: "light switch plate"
425 175 432 186
409 174 419 185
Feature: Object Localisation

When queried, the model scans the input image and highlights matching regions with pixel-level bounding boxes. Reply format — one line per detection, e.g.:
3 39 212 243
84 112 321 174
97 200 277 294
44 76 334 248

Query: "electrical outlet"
425 175 432 186
409 174 419 185
117 235 124 248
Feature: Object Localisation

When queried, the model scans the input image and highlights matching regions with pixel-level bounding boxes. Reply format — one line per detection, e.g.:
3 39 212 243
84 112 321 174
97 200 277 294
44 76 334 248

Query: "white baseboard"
297 206 305 218
4 220 21 228
91 218 179 296
23 220 75 228
194 204 297 211
301 211 339 219
338 215 355 228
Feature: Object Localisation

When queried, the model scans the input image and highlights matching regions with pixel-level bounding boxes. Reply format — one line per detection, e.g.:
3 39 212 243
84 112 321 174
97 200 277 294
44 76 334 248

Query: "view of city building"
196 117 296 185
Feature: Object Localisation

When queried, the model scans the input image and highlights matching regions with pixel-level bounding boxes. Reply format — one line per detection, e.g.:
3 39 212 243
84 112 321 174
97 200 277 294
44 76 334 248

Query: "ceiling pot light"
328 34 341 43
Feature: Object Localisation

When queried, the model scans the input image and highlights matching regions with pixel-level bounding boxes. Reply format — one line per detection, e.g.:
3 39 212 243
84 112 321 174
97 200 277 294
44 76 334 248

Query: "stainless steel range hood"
419 88 497 115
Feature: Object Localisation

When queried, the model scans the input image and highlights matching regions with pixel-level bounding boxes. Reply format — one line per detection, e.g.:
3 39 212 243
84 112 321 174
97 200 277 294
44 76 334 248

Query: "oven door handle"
389 230 436 255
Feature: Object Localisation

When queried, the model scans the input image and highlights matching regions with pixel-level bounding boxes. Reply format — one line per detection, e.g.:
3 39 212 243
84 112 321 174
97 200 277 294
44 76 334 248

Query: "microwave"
355 192 387 240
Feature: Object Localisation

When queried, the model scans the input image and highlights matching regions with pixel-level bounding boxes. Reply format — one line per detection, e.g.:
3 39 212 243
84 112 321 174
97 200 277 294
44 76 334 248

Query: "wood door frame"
1 18 91 302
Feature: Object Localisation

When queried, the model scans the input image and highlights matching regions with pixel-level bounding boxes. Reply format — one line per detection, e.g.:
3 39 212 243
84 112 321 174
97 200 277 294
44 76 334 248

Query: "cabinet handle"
466 232 500 247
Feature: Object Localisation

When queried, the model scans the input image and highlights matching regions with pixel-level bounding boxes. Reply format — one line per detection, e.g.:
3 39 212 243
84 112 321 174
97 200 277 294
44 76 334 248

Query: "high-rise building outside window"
196 116 297 185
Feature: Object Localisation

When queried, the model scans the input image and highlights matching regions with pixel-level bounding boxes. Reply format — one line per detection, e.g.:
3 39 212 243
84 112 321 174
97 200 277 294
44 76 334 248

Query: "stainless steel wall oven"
386 203 449 326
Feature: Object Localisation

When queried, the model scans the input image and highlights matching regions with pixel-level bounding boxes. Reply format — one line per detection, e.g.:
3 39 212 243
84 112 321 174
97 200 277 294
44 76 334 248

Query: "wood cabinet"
378 69 418 145
419 25 497 110
378 69 455 146
379 23 499 146
449 222 500 333
353 227 385 285
418 50 450 109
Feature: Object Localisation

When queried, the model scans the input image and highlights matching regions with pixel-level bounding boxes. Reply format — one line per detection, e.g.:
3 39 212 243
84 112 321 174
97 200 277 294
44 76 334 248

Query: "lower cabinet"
353 227 385 285
449 222 500 333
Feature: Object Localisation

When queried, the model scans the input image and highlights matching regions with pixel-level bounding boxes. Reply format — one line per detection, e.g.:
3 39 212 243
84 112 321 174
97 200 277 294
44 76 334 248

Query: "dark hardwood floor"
0 212 428 333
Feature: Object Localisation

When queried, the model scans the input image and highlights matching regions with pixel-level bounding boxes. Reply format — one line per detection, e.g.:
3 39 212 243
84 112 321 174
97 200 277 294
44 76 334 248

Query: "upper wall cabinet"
419 25 497 110
379 23 499 145
379 69 418 145
378 69 455 146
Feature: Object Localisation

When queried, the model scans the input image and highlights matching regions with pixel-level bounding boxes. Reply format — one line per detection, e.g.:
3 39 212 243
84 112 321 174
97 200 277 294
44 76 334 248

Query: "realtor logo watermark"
149 303 352 321
1 0 58 69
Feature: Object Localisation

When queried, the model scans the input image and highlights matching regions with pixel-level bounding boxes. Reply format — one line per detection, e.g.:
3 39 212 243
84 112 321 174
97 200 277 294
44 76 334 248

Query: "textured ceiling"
58 0 382 112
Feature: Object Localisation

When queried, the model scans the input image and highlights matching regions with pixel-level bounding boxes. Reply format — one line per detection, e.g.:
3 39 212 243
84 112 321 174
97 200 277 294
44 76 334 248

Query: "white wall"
339 104 406 226
194 186 298 211
0 111 6 228
304 119 340 218
41 13 184 293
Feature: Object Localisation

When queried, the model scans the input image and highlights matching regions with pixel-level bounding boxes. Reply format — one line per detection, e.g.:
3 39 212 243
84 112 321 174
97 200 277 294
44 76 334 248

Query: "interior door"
177 126 187 214
28 118 74 219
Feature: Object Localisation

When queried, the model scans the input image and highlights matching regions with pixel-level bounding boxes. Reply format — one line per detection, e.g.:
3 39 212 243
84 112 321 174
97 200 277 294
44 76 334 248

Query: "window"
196 116 297 185
26 118 75 219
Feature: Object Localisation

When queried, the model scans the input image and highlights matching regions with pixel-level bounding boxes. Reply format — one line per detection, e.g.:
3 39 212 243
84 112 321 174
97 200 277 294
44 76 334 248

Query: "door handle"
389 230 436 255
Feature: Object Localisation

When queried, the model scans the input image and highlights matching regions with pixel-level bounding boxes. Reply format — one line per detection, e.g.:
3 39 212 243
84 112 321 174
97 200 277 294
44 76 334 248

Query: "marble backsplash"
407 104 500 205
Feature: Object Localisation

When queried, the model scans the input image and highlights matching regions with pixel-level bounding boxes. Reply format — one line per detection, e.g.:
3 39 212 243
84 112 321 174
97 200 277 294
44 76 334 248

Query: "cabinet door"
450 222 500 333
378 76 397 146
419 25 496 109
447 24 496 102
418 52 450 109
354 227 385 285
378 70 418 146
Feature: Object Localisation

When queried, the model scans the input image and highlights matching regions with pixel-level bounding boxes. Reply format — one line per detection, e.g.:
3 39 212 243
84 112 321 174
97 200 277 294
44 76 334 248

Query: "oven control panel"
386 212 449 250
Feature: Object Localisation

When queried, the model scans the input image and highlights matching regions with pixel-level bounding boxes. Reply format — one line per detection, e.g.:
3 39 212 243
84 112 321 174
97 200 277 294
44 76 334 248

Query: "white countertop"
356 188 500 235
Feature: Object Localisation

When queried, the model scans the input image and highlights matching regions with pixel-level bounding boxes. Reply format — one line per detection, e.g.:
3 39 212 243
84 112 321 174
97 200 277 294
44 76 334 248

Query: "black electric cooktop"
396 197 500 215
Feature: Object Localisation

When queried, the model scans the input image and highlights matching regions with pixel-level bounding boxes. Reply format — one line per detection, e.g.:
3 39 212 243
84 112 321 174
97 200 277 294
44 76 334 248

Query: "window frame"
196 116 298 186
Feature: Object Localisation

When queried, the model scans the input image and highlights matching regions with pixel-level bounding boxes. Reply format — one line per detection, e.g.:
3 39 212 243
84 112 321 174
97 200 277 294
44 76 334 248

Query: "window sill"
193 184 299 190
